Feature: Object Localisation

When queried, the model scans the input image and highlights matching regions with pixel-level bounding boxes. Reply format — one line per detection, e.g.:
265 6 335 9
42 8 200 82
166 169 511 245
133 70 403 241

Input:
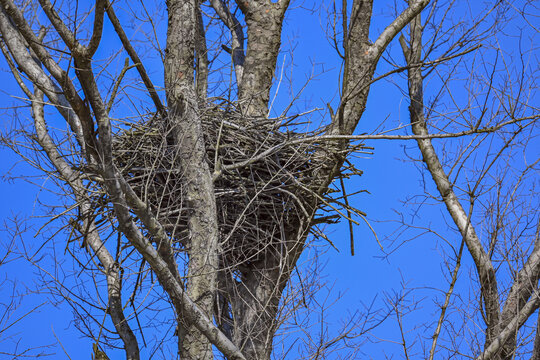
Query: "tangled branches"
112 103 368 270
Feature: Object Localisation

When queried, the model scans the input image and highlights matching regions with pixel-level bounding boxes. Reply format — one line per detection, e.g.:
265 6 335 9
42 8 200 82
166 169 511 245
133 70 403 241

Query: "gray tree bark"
0 1 246 358
400 7 540 360
0 1 456 359
211 2 432 359
235 0 289 117
165 1 219 359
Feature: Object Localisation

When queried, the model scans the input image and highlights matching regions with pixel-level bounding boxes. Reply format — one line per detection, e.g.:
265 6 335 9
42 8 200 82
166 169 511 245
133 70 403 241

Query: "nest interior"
112 106 366 268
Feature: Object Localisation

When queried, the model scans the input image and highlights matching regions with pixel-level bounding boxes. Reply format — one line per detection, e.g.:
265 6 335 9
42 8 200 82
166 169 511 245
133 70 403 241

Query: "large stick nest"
112 105 367 267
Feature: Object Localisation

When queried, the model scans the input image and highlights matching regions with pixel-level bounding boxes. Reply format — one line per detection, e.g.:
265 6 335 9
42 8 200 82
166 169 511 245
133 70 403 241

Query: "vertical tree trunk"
398 7 535 360
165 1 219 358
231 265 282 360
236 0 288 117
533 310 540 360
221 2 432 359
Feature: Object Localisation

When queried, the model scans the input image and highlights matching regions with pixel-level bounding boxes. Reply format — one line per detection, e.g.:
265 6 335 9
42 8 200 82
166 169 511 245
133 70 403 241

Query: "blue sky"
1 1 538 359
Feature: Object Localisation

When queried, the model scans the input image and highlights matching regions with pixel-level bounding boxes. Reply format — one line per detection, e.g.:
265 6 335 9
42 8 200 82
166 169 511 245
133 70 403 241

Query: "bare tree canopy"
0 0 538 359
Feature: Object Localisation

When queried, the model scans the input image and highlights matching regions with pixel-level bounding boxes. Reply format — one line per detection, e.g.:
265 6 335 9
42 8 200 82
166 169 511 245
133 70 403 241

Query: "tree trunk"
236 0 288 117
165 1 219 358
533 310 540 360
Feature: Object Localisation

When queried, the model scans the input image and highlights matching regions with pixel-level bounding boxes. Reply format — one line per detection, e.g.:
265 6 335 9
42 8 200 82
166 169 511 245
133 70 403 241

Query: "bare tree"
0 0 537 359
388 0 540 358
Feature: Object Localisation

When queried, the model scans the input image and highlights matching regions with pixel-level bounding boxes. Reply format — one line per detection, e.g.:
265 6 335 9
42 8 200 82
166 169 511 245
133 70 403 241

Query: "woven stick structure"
112 104 368 268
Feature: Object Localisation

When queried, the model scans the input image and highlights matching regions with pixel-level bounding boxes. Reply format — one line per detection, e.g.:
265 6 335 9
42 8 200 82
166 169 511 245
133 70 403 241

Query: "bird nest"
112 105 367 267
